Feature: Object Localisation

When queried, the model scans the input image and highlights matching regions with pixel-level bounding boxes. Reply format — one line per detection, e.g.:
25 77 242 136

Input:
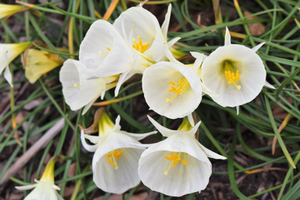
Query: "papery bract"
0 41 31 87
138 116 226 197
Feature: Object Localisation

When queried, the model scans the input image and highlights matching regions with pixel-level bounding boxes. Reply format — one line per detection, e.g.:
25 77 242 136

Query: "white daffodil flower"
79 20 133 78
139 116 226 197
112 4 180 96
80 111 156 194
16 156 63 200
142 59 203 119
113 4 175 63
59 59 117 114
0 41 31 87
201 27 270 109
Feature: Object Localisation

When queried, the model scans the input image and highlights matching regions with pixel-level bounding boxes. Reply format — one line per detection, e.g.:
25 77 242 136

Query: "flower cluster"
80 109 225 196
57 4 272 197
2 2 276 199
59 7 273 118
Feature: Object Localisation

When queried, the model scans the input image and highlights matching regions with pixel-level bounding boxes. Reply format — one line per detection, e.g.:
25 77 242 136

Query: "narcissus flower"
24 49 65 83
113 4 179 96
138 116 226 197
201 27 271 109
0 41 31 87
80 110 156 194
16 156 63 200
113 4 177 64
0 4 25 19
142 58 203 119
59 59 117 114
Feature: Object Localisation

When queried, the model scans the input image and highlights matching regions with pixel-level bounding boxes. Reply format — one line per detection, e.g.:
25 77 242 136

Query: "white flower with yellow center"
112 4 180 96
80 111 156 194
201 27 272 108
16 156 63 200
59 59 117 114
113 4 177 64
139 116 226 197
142 55 204 119
0 41 31 87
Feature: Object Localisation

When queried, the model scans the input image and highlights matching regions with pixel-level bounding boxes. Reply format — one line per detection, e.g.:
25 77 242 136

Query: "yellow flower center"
73 83 80 88
132 35 149 53
166 78 190 102
221 60 241 90
106 149 123 170
164 152 189 175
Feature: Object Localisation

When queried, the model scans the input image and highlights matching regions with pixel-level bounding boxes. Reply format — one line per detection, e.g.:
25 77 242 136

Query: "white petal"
93 148 142 194
79 20 133 77
4 66 12 87
82 99 96 115
15 184 37 190
167 37 181 49
113 115 122 131
264 81 276 89
191 52 204 70
139 150 211 196
198 143 226 160
187 113 195 126
114 72 134 97
84 134 102 144
125 131 157 141
161 4 172 39
80 130 98 152
147 115 179 137
0 48 8 74
224 27 231 46
252 42 265 52
143 62 202 119
59 59 106 111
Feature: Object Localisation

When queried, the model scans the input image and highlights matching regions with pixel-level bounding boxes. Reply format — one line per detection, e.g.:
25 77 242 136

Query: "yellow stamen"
99 51 108 56
106 149 124 170
164 152 189 175
99 47 111 56
222 60 241 90
73 83 80 88
166 78 190 102
132 35 149 53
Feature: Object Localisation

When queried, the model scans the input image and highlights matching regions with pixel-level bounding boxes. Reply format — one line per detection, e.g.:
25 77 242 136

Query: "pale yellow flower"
0 3 25 19
0 41 31 87
24 49 65 83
